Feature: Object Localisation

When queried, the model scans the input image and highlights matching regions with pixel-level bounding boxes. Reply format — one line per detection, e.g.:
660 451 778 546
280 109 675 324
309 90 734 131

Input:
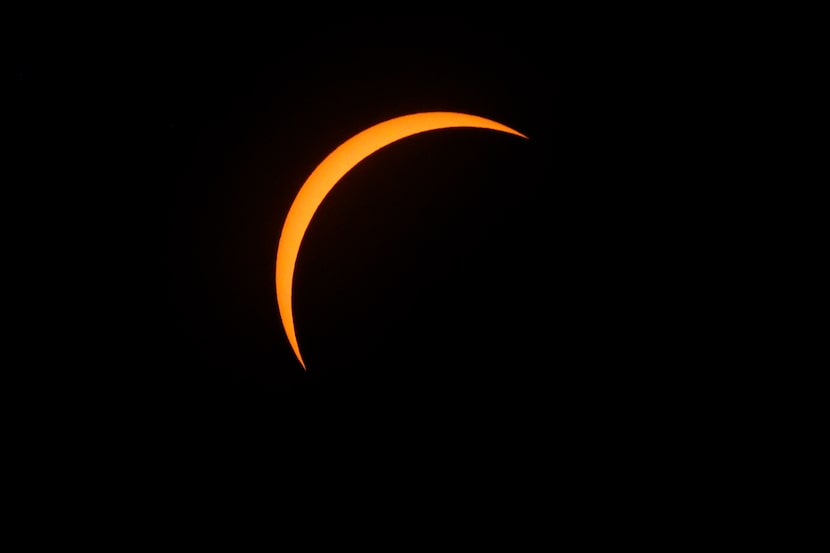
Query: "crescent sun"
276 111 528 370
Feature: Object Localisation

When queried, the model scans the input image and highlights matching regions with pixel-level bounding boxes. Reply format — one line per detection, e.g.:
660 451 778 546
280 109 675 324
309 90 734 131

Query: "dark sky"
7 20 736 520
11 16 702 425
3 19 753 533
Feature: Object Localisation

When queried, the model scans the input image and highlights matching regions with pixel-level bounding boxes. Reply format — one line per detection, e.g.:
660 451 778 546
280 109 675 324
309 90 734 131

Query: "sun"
276 112 527 369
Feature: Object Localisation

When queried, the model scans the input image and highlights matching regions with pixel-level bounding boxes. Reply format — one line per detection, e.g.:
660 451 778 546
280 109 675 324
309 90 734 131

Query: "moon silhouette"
276 112 528 369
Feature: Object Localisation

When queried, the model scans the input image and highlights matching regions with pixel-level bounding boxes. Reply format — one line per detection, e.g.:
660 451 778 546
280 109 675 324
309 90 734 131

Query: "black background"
10 15 709 428
6 15 772 539
7 15 747 534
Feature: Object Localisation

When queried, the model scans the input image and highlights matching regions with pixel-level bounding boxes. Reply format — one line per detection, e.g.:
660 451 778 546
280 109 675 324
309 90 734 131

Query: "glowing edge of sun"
276 112 528 370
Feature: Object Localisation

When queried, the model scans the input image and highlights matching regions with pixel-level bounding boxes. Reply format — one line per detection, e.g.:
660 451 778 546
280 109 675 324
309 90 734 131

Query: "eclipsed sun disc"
276 111 528 370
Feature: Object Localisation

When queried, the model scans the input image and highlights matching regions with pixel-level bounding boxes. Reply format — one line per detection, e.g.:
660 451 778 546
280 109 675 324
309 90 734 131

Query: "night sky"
12 16 700 423
6 18 740 531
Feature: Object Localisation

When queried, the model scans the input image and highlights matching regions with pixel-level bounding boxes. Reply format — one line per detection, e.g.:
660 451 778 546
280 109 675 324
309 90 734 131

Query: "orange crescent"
276 111 528 369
